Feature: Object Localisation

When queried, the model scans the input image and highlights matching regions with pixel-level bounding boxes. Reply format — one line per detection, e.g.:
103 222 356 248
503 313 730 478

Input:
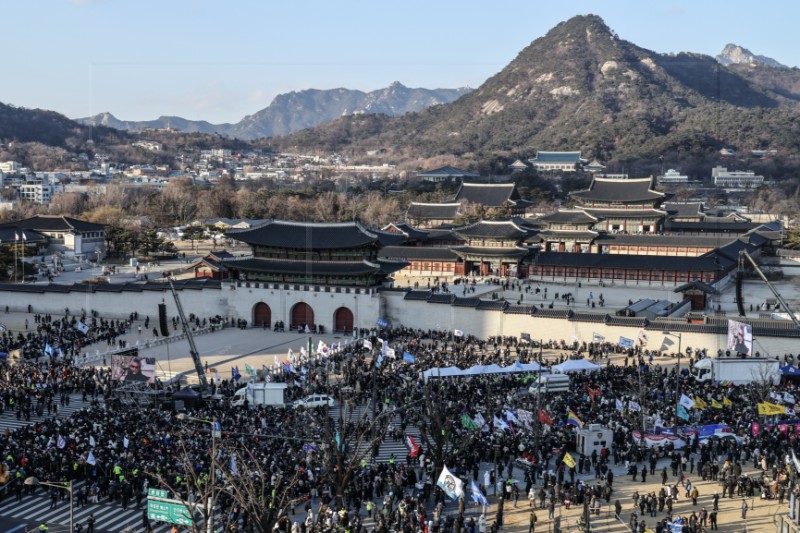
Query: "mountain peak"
716 43 786 68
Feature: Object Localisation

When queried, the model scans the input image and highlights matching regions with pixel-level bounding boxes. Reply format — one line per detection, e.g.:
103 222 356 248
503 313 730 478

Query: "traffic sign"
147 488 168 499
147 499 195 526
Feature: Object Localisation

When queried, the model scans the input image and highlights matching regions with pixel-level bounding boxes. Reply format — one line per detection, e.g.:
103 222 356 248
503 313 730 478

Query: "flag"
711 399 723 409
87 451 96 466
504 410 519 424
304 325 310 334
405 435 420 457
562 452 576 469
436 466 464 500
592 333 605 342
21 232 26 241
538 409 553 426
89 435 96 448
123 436 130 448
335 431 343 452
362 339 373 350
694 397 707 410
244 363 256 376
615 399 624 412
287 348 294 360
758 402 787 415
57 435 66 449
232 366 241 382
516 409 533 429
385 347 396 359
566 410 584 429
75 321 89 334
723 397 733 407
402 352 416 364
454 329 464 337
14 233 18 241
461 413 479 430
44 343 54 357
785 392 796 405
679 394 695 410
230 454 238 476
793 449 800 473
282 361 291 373
375 351 385 369
493 416 510 432
302 443 320 452
628 401 641 412
470 480 489 507
585 384 600 401
317 340 329 355
473 413 487 431
677 405 690 421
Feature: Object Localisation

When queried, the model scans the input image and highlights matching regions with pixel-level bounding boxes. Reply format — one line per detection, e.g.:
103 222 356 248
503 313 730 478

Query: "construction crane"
739 250 800 330
168 277 209 390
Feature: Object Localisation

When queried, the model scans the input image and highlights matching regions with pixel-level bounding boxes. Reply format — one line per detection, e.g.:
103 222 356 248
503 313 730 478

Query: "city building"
570 177 666 234
2 215 106 259
528 151 585 172
712 166 765 188
18 182 54 204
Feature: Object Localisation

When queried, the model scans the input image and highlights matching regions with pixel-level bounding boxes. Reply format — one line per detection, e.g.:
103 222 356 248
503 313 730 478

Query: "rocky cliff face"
716 43 786 68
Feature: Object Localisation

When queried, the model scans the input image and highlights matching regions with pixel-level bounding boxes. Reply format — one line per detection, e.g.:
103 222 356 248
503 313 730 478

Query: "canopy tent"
552 359 601 374
423 362 542 381
781 364 800 378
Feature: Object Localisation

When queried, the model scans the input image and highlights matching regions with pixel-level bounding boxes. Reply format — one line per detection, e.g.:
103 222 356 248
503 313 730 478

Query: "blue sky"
3 0 797 123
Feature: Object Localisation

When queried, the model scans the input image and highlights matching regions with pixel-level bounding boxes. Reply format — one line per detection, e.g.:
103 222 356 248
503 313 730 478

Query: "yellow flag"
758 402 787 416
711 399 722 409
694 397 707 410
723 397 733 407
563 452 576 469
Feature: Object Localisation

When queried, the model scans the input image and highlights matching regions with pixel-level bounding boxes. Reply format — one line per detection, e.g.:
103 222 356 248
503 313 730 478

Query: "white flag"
628 401 641 412
87 451 96 466
75 321 90 334
615 399 624 412
436 466 464 500
362 339 373 350
89 435 96 448
21 232 26 241
679 394 696 410
785 392 796 405
57 435 66 449
123 436 130 449
454 329 464 337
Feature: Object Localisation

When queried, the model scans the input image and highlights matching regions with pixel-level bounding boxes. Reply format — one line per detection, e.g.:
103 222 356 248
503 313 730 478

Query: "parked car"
293 394 335 408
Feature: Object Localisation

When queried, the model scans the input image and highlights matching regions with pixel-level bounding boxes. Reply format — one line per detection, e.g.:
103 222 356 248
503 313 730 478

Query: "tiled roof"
228 220 396 250
536 210 598 225
451 246 531 258
0 227 48 243
453 220 530 240
417 166 480 178
536 230 599 241
505 304 534 314
7 216 106 232
571 177 664 203
607 316 649 327
476 300 508 311
404 290 433 301
454 183 522 207
428 294 455 304
531 308 572 319
674 281 717 294
664 220 761 233
533 252 724 271
382 223 429 241
406 203 460 220
664 202 704 219
530 151 583 164
0 278 221 294
581 208 666 218
599 234 731 248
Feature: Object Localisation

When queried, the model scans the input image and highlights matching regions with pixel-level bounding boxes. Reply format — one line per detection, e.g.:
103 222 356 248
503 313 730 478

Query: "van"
528 374 570 393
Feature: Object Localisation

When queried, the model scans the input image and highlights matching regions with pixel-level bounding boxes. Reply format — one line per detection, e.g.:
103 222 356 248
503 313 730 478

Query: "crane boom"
167 278 209 389
741 251 800 330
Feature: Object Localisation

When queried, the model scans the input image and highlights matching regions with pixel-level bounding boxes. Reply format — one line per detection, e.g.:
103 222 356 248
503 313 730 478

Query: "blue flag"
402 352 416 364
470 480 489 507
376 352 384 369
677 404 690 421
232 366 241 382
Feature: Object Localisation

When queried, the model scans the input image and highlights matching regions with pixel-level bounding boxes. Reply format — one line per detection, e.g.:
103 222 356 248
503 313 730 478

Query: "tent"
422 361 542 381
781 364 800 382
552 359 601 374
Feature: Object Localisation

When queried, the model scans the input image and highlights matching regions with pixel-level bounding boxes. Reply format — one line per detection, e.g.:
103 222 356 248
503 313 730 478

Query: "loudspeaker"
158 303 169 337
735 273 746 316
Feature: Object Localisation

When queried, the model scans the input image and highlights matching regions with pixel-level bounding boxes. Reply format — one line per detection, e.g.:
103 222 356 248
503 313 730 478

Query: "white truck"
691 357 780 385
231 382 289 408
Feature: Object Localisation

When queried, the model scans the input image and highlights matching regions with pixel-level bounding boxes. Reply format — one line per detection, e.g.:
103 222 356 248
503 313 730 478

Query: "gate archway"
291 302 315 330
253 302 271 327
334 307 354 333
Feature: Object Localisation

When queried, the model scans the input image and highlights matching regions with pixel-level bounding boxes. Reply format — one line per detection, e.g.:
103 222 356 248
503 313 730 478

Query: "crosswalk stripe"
9 498 52 517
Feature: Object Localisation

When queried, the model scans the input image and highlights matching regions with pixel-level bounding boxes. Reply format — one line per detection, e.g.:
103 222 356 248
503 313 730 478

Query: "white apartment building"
712 166 765 188
18 182 54 204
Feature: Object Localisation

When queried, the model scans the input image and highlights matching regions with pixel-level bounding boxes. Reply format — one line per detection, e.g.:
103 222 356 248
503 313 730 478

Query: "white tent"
552 359 601 374
422 361 542 381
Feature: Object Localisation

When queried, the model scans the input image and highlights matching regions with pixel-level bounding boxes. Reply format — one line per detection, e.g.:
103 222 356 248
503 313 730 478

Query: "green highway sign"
147 495 195 526
147 488 168 498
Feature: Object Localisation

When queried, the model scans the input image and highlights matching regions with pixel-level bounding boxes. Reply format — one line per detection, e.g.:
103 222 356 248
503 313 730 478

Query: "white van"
528 374 570 393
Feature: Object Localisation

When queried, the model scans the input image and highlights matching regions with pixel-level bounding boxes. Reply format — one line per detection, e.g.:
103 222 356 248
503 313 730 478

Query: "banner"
402 352 416 364
758 402 787 416
562 452 576 469
632 431 686 449
618 337 634 349
727 319 753 356
592 333 605 343
637 330 649 347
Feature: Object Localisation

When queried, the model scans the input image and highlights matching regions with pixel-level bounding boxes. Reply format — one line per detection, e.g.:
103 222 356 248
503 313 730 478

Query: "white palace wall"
0 285 796 357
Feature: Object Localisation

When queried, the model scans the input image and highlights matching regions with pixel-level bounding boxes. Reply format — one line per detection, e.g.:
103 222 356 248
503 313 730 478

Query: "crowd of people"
0 323 798 533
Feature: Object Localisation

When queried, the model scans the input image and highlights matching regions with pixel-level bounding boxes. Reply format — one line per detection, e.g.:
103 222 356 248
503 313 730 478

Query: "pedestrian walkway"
328 403 425 463
0 394 97 433
0 483 219 533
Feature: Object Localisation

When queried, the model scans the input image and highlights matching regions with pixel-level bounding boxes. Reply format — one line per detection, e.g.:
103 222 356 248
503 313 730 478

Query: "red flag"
538 409 553 426
405 435 420 457
585 384 600 400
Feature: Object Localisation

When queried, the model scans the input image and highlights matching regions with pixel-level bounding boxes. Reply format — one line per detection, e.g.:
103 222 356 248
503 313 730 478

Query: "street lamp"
177 413 219 533
25 477 73 533
663 330 683 423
